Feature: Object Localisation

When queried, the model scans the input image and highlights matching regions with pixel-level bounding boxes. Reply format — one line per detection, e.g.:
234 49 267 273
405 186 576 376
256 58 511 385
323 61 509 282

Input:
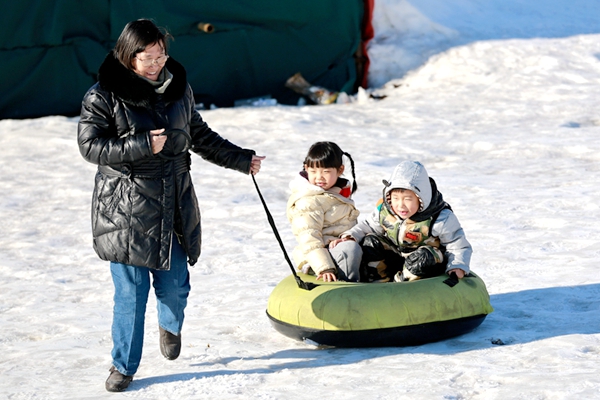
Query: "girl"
286 142 362 282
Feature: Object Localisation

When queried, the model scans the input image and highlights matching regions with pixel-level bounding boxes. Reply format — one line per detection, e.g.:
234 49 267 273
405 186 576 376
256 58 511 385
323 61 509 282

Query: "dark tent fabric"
0 0 371 119
359 0 375 88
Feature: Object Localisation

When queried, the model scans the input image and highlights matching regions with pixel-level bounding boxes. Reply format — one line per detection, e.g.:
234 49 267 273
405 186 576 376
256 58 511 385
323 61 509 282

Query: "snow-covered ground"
1 1 600 398
368 0 600 87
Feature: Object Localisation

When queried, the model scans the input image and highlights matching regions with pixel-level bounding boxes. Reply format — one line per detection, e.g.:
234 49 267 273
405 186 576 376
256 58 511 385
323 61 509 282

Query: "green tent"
0 0 370 119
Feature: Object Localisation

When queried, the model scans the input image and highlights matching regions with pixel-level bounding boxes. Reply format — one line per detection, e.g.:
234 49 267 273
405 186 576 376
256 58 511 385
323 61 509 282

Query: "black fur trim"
97 53 188 109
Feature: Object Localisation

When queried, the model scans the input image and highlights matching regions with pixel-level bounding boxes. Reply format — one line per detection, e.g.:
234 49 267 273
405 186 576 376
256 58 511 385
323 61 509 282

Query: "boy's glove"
404 246 443 277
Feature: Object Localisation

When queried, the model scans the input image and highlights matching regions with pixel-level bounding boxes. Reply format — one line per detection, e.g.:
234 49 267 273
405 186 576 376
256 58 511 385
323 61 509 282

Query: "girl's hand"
329 236 354 249
150 129 166 154
317 271 337 282
448 268 465 279
250 155 266 175
329 239 343 249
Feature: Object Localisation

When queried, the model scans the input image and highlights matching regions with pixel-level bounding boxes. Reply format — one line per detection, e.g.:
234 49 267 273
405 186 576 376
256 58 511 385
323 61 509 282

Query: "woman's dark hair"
304 141 358 193
113 19 172 70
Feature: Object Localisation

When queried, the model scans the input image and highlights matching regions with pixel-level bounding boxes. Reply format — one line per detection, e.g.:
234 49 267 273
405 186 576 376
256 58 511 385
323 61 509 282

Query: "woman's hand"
448 268 465 279
317 270 337 282
150 129 167 154
250 155 266 175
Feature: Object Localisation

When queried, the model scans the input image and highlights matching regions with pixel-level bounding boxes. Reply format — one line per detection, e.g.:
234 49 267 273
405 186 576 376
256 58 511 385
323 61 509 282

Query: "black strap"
153 142 314 289
443 271 460 287
251 175 318 290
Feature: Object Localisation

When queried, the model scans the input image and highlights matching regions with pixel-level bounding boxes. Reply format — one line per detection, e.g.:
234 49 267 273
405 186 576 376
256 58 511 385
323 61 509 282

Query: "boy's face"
390 189 420 220
305 165 344 191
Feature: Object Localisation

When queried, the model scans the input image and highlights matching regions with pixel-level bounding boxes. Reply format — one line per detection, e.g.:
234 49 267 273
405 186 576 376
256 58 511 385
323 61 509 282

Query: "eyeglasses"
135 55 169 67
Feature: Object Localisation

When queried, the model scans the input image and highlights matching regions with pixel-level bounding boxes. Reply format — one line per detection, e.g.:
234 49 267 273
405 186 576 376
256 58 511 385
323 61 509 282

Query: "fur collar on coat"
97 52 188 108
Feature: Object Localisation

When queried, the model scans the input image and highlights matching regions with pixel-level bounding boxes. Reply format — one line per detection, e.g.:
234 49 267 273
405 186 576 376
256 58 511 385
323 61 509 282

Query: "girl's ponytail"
343 151 358 194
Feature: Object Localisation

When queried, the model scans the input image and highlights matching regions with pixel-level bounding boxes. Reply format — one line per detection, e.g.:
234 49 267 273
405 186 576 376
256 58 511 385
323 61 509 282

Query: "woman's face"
132 42 167 81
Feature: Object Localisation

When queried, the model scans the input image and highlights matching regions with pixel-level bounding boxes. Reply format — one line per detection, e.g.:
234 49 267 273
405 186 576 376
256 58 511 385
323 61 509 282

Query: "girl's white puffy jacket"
286 173 360 276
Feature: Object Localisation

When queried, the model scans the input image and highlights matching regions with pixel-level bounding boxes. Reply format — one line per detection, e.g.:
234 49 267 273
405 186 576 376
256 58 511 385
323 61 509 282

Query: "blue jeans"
110 236 190 376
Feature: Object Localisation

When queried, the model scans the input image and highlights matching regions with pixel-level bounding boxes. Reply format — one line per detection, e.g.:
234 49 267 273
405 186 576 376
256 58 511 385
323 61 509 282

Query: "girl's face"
305 165 344 191
132 42 167 81
390 189 420 220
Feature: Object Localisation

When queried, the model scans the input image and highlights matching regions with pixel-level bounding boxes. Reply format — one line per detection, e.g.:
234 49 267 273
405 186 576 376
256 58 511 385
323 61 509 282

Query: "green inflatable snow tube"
266 272 493 347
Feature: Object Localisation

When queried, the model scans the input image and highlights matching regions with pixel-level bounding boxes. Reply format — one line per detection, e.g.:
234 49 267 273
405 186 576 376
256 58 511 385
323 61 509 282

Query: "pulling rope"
251 174 318 290
155 138 315 289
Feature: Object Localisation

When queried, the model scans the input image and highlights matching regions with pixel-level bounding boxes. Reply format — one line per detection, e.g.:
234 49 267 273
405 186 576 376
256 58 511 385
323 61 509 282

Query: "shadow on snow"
130 283 600 390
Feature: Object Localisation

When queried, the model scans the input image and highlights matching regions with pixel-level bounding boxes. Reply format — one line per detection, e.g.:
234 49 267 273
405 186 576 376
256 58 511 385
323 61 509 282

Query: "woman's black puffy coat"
78 53 255 270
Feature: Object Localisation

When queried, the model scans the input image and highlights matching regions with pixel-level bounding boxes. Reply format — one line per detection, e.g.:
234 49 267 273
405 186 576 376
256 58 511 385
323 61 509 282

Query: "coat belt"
98 153 191 179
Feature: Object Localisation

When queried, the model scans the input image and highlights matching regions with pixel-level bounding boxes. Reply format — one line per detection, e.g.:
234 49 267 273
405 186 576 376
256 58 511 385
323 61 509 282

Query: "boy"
330 161 471 282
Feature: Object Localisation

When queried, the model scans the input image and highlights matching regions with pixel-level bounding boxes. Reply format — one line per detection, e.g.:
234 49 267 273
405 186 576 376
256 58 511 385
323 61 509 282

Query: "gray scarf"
140 68 174 94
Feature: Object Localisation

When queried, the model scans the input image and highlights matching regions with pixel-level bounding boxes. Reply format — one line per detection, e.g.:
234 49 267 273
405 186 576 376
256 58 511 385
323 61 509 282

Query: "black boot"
360 234 404 281
159 327 181 360
105 366 133 392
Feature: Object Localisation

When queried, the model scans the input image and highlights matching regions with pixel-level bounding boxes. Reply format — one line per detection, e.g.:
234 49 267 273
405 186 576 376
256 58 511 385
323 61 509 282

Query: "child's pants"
329 240 362 282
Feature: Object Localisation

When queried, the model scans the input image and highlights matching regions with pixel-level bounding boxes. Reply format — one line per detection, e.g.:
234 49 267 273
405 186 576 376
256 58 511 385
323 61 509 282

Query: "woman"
77 19 264 392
